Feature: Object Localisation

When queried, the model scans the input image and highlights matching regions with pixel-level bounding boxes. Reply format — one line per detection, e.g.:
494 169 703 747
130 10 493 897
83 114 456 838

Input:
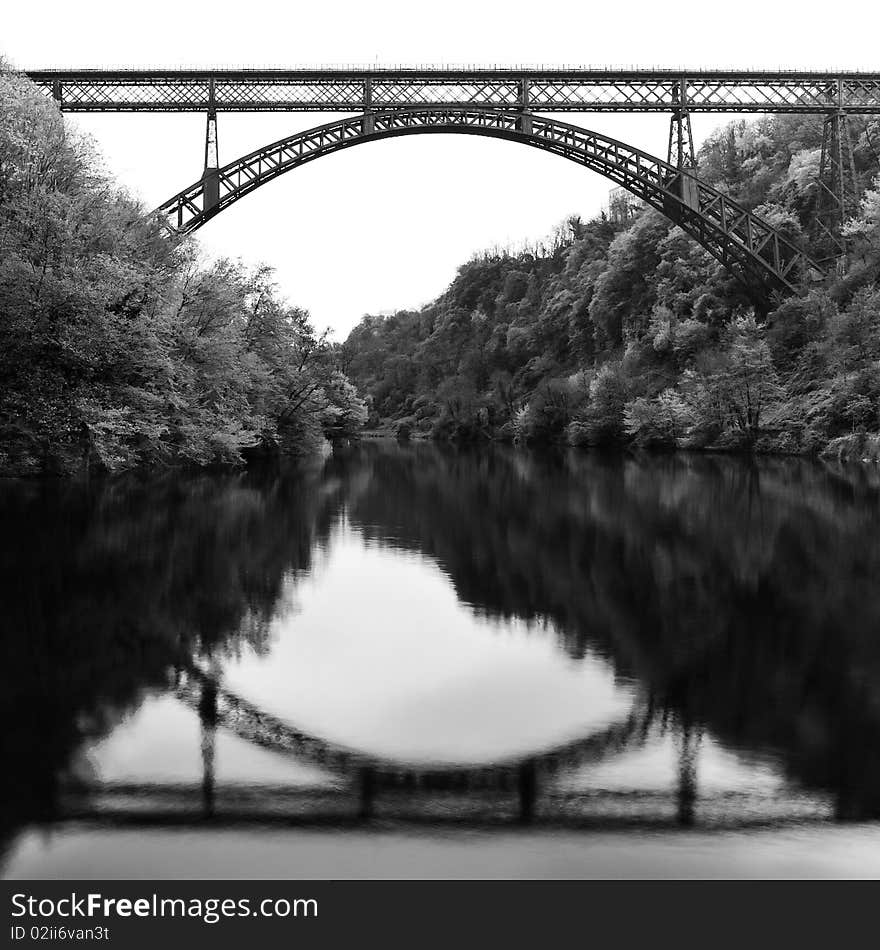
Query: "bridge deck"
25 68 880 113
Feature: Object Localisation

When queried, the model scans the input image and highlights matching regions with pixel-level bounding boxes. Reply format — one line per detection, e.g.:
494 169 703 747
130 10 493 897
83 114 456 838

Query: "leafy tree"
624 389 691 448
320 371 368 437
713 317 785 438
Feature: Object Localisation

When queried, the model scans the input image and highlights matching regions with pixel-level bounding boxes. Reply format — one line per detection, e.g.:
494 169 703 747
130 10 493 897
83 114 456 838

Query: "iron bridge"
25 66 880 294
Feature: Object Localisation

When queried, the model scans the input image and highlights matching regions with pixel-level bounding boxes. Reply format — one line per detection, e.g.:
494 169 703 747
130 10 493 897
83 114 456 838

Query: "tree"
713 317 785 438
320 371 368 437
588 211 669 345
583 362 630 444
624 389 691 448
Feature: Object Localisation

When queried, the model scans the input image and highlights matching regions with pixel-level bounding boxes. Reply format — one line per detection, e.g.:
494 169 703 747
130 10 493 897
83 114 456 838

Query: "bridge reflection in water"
55 668 829 831
178 661 654 826
2 442 879 875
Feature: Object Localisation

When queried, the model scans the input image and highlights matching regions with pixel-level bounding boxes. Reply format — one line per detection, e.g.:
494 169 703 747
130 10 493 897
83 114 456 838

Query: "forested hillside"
4 56 880 475
0 66 365 475
343 114 880 458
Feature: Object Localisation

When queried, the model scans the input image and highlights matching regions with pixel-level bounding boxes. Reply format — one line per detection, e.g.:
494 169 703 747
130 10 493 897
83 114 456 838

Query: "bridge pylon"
362 78 375 134
203 78 220 216
517 78 533 135
667 78 696 169
814 104 858 265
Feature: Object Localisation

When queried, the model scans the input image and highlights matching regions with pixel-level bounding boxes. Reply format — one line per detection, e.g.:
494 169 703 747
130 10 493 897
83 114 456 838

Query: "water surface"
2 443 879 877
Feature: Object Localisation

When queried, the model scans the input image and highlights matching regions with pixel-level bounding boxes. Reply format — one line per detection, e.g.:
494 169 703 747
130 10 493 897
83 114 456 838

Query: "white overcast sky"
3 0 877 338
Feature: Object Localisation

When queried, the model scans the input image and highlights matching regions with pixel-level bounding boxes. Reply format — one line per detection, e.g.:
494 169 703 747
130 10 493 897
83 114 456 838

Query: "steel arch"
157 107 822 295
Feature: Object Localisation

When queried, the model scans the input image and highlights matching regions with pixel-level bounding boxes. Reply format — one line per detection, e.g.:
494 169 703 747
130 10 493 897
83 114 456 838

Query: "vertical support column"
814 79 858 264
665 78 700 216
676 721 699 827
198 676 218 818
517 77 532 135
667 78 696 169
51 79 63 106
362 78 375 134
203 77 220 215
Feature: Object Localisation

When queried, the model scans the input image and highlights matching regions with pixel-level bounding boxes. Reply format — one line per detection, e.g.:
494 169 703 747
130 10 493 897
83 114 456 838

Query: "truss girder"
157 107 820 296
26 69 880 114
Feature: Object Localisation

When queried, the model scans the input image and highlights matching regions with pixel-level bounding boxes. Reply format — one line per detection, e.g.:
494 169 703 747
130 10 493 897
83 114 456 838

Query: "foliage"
344 110 880 456
0 67 364 473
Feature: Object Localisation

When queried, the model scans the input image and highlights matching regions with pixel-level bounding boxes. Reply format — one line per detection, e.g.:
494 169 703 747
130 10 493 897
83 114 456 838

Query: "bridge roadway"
25 67 880 114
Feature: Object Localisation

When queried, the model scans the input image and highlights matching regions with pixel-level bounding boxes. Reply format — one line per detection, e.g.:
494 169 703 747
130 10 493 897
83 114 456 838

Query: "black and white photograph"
1 0 879 939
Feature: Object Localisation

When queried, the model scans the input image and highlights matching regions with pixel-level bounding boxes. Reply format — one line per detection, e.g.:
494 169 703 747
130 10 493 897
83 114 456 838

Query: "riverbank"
359 422 880 464
5 428 880 478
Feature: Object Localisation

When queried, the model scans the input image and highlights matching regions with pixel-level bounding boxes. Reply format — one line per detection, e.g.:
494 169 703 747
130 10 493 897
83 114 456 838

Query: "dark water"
2 442 880 878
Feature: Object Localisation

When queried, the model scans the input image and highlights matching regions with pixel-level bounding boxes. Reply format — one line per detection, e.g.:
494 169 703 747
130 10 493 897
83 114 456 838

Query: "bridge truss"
25 68 880 114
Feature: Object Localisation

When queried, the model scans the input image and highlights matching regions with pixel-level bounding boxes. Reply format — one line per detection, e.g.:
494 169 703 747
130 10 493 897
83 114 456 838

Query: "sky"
3 0 877 338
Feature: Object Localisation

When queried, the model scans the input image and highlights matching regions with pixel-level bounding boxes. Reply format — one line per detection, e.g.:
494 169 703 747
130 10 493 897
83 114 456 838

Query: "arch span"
157 107 821 295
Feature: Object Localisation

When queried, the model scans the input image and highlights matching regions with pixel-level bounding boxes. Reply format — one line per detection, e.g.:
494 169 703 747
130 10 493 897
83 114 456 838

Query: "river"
2 441 880 878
